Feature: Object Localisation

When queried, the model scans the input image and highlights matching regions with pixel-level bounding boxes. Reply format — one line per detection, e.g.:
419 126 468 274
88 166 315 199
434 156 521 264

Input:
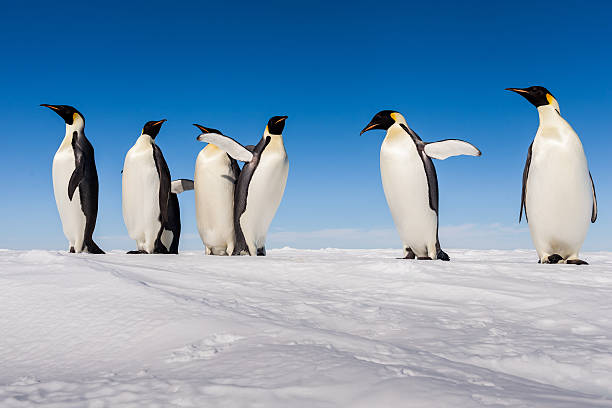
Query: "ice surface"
0 248 611 407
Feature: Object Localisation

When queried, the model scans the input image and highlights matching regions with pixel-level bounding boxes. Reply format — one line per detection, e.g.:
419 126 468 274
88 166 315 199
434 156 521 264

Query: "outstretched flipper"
194 124 253 162
423 139 481 160
171 179 194 194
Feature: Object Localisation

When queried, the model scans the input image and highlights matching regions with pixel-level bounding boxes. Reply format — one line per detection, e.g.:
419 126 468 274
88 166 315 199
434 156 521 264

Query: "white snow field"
1 248 612 407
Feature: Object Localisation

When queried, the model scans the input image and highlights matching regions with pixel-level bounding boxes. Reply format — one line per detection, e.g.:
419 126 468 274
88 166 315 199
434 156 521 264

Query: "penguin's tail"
86 239 105 254
436 249 450 261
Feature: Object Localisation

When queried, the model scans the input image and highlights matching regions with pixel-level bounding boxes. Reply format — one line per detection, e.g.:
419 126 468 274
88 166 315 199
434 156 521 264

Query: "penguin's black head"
266 116 288 135
142 119 166 139
360 110 399 135
505 86 556 108
40 104 84 125
193 124 224 136
193 124 226 143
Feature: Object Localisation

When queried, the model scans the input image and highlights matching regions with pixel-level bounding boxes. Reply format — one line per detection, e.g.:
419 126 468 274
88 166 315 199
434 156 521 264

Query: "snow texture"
1 248 611 407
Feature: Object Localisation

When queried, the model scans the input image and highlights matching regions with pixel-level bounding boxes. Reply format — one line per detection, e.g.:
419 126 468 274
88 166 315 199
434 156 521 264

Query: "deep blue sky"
0 0 610 251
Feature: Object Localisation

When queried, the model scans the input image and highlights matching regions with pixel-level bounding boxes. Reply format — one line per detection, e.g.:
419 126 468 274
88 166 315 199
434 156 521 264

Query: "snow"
1 248 611 407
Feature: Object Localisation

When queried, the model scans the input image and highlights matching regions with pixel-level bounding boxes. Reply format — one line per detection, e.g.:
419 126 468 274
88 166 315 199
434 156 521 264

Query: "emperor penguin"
361 110 481 260
41 104 104 254
193 124 244 255
507 86 597 265
122 119 190 254
197 116 289 256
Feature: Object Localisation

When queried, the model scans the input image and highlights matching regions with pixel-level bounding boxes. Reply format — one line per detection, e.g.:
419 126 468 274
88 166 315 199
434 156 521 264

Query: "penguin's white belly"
526 138 591 258
122 148 161 252
194 149 236 255
240 151 289 249
53 147 86 251
381 138 437 257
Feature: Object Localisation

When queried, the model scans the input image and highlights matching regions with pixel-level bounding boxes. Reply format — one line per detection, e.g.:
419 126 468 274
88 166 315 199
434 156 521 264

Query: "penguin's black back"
72 131 104 253
165 193 181 254
232 136 271 255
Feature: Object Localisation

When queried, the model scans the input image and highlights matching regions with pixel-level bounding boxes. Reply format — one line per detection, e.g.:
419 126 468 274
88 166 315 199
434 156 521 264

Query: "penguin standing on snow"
197 116 289 256
361 110 481 260
122 120 193 254
41 104 104 254
193 124 244 255
507 86 597 265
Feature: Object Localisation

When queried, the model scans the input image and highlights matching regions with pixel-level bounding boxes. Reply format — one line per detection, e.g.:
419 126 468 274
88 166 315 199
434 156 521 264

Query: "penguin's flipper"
520 143 533 223
196 132 253 162
152 144 171 225
67 148 85 200
423 139 482 160
590 172 597 223
171 179 194 194
67 165 83 201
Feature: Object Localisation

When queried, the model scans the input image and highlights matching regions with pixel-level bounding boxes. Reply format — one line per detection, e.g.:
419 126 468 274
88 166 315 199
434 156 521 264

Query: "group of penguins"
42 86 598 264
43 104 288 257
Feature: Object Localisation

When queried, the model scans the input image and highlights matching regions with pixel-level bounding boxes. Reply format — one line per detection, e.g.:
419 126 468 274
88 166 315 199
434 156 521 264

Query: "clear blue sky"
0 0 610 251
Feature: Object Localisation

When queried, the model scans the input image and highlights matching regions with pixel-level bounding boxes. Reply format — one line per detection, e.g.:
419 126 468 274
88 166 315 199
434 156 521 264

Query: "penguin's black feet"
398 248 415 259
436 250 450 261
69 247 75 253
567 259 589 265
127 250 148 254
417 256 433 260
543 254 563 264
256 247 266 256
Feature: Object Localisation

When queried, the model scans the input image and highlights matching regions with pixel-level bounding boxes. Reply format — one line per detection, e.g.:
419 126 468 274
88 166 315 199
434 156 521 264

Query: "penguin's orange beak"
40 104 60 111
505 88 529 94
193 124 210 133
360 122 379 135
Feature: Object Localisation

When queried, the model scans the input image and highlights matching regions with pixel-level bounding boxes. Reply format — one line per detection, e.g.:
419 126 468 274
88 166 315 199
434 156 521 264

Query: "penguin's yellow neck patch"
390 112 398 121
206 143 219 152
73 112 79 121
546 93 556 105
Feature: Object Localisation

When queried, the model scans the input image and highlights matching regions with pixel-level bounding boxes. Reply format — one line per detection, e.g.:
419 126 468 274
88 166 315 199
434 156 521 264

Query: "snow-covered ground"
1 248 611 407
